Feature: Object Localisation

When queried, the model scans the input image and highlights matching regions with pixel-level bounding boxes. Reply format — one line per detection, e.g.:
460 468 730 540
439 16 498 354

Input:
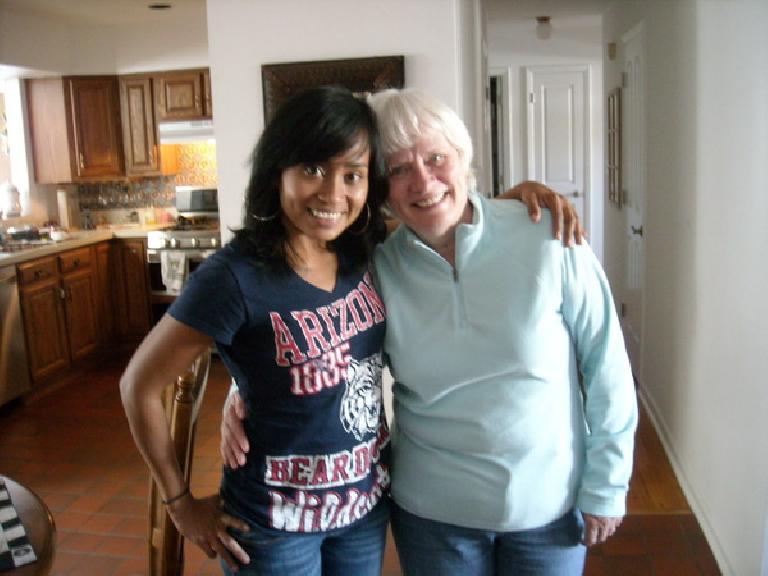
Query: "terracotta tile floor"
0 351 720 575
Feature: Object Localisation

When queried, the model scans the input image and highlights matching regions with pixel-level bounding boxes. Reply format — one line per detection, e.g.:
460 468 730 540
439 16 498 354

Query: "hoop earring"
252 211 279 222
350 204 371 235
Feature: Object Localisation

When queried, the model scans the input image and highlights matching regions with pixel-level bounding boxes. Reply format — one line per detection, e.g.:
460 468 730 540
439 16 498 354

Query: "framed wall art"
607 87 622 208
261 55 405 122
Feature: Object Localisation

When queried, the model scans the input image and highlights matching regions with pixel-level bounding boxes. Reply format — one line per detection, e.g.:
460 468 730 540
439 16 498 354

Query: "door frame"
620 21 647 376
489 66 512 194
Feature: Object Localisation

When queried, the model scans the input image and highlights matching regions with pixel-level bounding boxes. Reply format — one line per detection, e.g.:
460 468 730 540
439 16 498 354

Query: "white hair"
368 89 476 190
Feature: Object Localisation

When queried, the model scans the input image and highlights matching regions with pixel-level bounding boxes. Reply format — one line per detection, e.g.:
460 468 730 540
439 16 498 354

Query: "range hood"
157 119 215 144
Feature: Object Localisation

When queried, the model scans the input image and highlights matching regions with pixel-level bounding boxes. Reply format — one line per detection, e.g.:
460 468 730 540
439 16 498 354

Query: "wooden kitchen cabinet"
153 68 212 121
18 247 101 382
114 239 151 340
61 268 99 360
59 247 99 361
95 241 117 343
26 76 125 183
17 257 70 382
119 75 161 176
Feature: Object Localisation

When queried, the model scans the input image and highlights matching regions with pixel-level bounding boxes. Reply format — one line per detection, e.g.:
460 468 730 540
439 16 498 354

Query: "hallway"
0 352 720 575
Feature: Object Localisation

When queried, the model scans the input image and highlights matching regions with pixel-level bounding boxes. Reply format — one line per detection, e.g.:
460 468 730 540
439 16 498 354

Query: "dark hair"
234 86 387 273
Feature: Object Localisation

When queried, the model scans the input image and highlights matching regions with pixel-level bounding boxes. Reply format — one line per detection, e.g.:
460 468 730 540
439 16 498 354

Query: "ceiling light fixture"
535 16 552 40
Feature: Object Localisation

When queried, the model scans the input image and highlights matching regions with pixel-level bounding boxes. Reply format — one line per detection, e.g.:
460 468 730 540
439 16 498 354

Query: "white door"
526 65 589 226
622 24 646 374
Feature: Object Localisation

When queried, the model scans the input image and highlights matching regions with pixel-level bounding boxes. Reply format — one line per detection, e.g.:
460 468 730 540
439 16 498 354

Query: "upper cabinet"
26 68 211 184
153 68 212 122
27 76 125 184
120 75 161 176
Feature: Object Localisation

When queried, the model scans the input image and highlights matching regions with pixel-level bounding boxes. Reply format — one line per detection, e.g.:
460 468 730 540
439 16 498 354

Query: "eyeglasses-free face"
385 130 470 250
279 137 370 248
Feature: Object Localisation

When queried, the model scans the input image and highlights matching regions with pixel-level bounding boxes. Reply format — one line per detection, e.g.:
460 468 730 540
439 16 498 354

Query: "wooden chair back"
147 350 211 576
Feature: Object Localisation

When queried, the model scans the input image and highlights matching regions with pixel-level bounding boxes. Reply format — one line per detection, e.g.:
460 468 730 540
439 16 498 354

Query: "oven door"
147 248 216 296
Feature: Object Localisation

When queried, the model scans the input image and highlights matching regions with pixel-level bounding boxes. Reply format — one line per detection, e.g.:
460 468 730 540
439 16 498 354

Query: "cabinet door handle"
79 152 85 169
60 287 66 300
73 258 80 267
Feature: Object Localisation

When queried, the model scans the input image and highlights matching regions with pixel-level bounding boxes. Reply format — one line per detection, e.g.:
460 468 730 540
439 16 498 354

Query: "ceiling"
1 0 610 27
0 0 205 26
492 0 611 18
0 0 608 81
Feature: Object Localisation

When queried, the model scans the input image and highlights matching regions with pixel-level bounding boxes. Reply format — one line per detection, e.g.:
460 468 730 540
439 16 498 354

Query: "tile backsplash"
77 141 218 211
78 176 176 210
164 142 217 187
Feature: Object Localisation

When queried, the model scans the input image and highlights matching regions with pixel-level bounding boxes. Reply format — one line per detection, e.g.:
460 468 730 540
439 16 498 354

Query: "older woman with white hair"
367 88 637 575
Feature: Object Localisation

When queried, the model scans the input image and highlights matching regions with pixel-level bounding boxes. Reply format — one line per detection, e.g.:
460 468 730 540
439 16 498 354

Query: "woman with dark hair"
121 86 392 574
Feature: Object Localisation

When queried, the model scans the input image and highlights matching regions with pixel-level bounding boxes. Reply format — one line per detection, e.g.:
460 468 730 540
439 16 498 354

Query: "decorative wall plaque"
261 55 405 121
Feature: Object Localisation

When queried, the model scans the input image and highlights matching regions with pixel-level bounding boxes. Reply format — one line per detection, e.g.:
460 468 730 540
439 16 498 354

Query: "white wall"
206 0 481 241
485 4 604 259
603 1 768 574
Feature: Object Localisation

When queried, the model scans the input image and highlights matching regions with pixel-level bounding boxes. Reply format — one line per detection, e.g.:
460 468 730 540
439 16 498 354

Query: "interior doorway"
525 64 590 228
488 71 509 197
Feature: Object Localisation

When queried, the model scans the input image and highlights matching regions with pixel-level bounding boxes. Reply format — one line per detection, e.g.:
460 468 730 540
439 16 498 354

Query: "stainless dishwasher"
0 265 31 407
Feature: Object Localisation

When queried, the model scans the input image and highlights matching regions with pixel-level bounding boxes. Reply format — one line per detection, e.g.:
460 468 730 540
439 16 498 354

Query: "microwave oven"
175 186 218 214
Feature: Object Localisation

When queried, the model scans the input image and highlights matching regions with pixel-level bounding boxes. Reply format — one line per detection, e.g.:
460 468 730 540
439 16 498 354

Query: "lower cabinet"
61 268 100 361
18 240 153 383
18 261 70 382
95 241 117 343
113 238 151 340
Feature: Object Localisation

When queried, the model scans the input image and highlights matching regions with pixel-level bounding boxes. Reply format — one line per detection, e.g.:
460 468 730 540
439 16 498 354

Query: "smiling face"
279 136 370 250
385 130 471 249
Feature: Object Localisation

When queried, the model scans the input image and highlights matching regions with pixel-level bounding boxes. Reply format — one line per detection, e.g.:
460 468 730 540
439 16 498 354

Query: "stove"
146 220 221 298
146 228 221 250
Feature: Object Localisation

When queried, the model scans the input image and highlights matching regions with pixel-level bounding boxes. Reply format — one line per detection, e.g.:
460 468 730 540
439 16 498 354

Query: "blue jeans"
220 497 389 575
391 502 586 576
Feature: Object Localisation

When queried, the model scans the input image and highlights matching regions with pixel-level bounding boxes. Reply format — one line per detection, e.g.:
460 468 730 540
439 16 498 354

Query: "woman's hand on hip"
582 513 623 546
167 493 250 570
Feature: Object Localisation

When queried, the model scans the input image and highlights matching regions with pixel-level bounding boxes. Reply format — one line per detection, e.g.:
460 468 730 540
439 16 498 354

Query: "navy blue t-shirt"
169 240 390 533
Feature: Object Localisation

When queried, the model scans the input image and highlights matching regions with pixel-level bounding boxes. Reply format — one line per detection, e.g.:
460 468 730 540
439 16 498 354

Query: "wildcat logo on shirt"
268 272 385 397
341 354 383 441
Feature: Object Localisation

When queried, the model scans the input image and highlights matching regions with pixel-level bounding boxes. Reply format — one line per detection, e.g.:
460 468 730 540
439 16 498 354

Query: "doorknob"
631 225 644 236
571 190 580 198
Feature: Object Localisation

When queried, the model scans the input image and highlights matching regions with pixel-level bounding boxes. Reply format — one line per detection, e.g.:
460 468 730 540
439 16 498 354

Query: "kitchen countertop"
0 226 164 267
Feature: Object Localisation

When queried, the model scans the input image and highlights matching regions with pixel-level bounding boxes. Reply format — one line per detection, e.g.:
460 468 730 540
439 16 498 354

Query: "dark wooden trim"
261 55 405 121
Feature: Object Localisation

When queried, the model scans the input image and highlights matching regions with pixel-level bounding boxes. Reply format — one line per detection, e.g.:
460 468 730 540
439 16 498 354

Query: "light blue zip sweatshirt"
374 194 638 531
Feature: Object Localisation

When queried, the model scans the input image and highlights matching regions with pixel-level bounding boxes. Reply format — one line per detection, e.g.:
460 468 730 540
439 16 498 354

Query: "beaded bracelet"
162 486 190 506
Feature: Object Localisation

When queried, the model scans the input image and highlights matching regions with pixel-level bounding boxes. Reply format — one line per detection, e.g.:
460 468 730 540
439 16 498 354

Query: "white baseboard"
636 385 733 575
